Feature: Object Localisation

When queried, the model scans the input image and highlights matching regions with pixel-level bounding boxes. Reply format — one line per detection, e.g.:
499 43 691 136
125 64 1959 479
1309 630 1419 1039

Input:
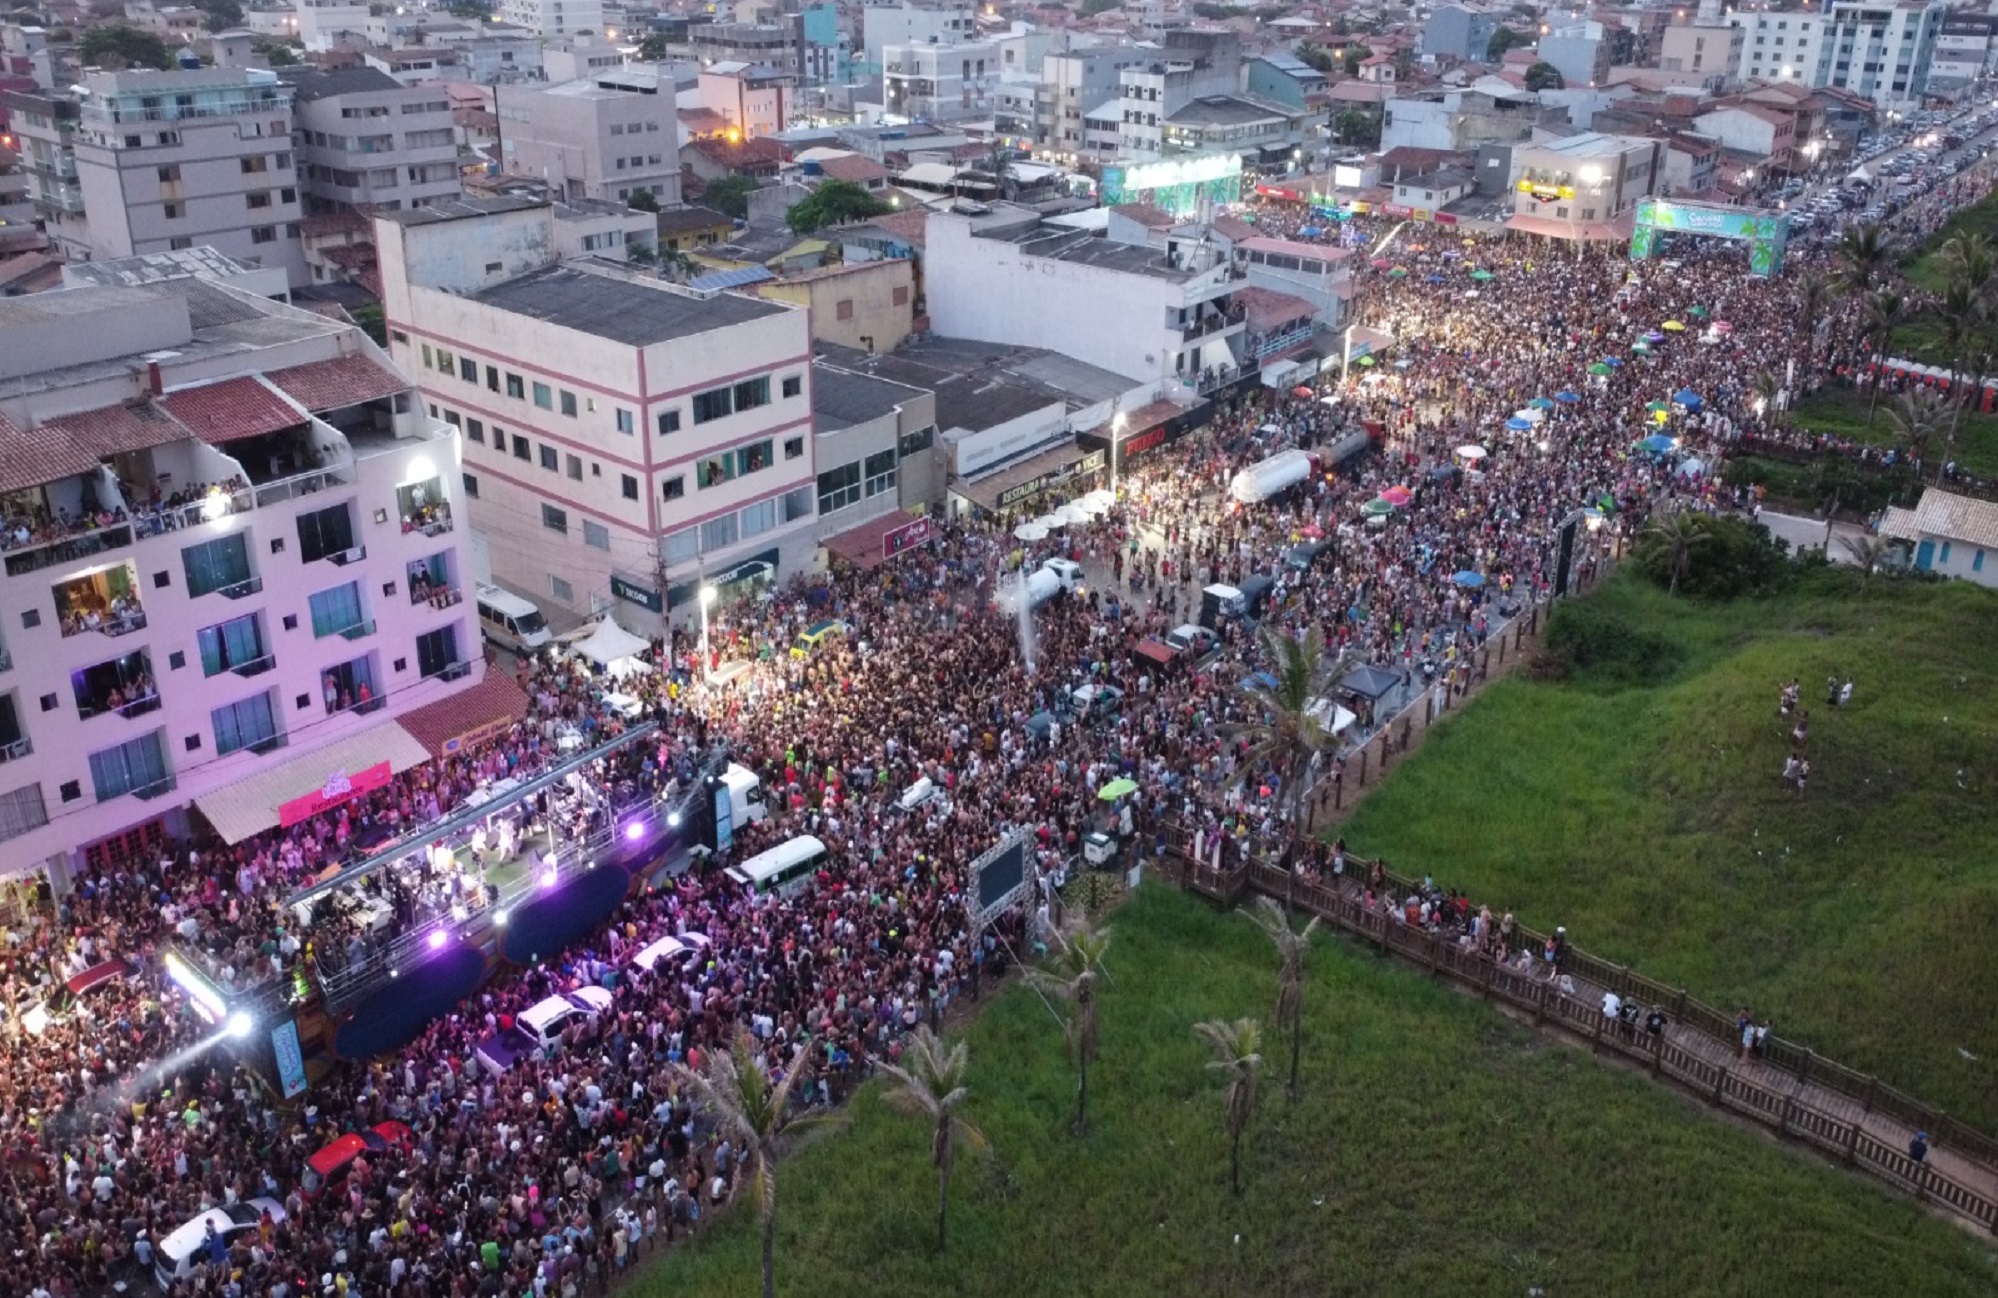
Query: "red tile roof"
268 354 409 412
160 377 307 443
867 210 930 249
818 153 890 184
1233 284 1320 332
395 668 530 758
0 409 107 495
1110 201 1176 229
43 400 195 456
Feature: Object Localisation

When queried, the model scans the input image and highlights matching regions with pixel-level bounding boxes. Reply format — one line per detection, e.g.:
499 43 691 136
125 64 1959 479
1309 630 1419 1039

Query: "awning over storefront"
822 510 934 569
1504 210 1637 242
192 722 434 845
396 670 530 757
953 443 1104 514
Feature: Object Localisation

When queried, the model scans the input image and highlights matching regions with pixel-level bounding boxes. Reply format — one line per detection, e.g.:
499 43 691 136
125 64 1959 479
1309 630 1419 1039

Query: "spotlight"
541 867 558 887
494 909 509 927
667 812 681 828
225 1010 254 1039
428 930 448 950
389 968 399 978
624 822 645 842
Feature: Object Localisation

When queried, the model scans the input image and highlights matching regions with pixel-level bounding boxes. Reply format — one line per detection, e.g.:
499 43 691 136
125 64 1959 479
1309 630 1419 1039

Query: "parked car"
18 957 140 1037
1164 623 1219 656
156 1199 288 1288
474 987 614 1076
301 1121 415 1200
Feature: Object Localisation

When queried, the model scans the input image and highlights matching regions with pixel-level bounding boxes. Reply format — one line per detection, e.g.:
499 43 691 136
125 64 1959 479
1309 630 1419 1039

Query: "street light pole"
698 584 718 670
1110 409 1128 496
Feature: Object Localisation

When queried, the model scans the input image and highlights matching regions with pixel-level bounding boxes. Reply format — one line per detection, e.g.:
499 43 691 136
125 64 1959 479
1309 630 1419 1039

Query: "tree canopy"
786 178 891 233
79 26 173 70
1486 26 1534 60
702 173 760 220
1524 61 1565 91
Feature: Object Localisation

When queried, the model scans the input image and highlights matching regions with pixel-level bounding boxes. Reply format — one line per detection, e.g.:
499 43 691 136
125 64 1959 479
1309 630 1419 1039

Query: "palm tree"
1838 533 1897 594
1886 386 1955 477
1244 896 1321 1102
1938 231 1997 305
980 141 1014 201
1192 1017 1264 1197
1751 369 1784 430
1229 624 1336 828
878 1026 990 1252
1643 511 1710 596
1835 221 1889 298
1796 272 1834 367
673 1032 835 1298
1861 289 1907 425
658 246 699 282
1025 915 1113 1135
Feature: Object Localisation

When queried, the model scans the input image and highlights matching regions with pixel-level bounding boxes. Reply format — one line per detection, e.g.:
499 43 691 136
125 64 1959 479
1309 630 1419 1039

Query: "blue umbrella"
1673 387 1704 411
1603 357 1626 367
1554 390 1582 403
1452 571 1486 588
1505 416 1533 431
1528 396 1556 409
1425 273 1446 283
1637 433 1677 453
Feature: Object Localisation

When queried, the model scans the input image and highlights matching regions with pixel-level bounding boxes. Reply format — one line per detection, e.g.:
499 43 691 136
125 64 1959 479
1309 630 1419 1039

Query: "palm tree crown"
1231 624 1338 824
1244 895 1321 1100
878 1026 990 1252
1025 916 1114 1134
1192 1016 1265 1196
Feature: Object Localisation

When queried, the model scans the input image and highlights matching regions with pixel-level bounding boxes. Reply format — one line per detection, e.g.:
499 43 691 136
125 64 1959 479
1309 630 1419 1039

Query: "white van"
476 583 552 653
724 834 829 896
898 775 936 811
722 763 769 825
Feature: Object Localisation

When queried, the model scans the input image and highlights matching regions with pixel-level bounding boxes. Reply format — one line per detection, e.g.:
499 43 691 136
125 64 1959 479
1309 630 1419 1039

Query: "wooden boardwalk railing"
1150 849 1998 1232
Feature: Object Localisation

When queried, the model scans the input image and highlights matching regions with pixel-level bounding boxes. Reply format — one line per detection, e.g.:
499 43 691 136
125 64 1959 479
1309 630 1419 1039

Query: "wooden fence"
1151 848 1998 1232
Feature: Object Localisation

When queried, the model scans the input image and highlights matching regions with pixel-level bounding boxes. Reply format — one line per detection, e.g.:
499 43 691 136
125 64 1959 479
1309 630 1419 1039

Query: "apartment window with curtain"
212 692 280 757
308 581 367 638
296 502 357 563
197 613 268 677
88 732 170 802
182 533 253 597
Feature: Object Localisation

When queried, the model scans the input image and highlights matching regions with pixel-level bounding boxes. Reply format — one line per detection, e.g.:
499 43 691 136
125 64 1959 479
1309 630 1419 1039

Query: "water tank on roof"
176 49 201 69
802 159 823 176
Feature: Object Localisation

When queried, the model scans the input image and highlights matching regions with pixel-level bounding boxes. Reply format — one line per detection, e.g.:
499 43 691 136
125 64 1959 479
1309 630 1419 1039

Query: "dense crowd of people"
0 195 1889 1298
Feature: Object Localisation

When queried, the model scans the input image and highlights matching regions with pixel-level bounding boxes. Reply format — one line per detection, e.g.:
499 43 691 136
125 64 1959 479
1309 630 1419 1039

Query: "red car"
301 1121 413 1199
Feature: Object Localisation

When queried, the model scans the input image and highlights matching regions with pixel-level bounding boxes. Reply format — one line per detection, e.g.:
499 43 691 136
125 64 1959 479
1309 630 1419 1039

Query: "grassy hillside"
1344 571 1998 1128
640 887 1997 1298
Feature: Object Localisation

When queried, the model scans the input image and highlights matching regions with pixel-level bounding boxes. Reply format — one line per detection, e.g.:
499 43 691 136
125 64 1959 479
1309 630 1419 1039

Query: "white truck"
1228 449 1322 505
997 566 1065 614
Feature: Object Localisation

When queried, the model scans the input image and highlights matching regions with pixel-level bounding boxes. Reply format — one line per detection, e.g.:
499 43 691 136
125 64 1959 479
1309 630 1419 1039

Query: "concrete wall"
756 258 914 352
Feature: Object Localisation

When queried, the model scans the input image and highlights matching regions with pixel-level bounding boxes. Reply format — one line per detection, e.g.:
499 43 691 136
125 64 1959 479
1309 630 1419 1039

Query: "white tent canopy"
573 616 653 674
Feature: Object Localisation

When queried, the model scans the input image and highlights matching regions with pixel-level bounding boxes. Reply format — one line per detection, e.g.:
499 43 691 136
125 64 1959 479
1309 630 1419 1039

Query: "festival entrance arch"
1629 199 1789 277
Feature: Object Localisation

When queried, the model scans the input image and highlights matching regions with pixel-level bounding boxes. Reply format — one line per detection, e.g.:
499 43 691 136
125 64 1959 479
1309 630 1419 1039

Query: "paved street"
1759 508 1871 562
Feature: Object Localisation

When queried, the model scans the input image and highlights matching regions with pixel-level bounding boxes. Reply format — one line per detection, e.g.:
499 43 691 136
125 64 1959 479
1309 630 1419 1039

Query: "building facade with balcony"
284 67 463 216
0 271 482 881
882 35 1008 124
6 67 308 284
498 79 683 208
1506 132 1664 241
375 197 819 633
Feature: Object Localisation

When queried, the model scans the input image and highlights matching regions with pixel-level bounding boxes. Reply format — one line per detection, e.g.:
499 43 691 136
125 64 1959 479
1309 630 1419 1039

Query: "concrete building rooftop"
469 265 788 346
810 362 929 435
817 335 1134 433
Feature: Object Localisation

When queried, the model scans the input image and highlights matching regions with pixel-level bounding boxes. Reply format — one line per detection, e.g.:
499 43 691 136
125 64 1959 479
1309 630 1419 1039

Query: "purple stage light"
625 822 645 842
428 930 448 950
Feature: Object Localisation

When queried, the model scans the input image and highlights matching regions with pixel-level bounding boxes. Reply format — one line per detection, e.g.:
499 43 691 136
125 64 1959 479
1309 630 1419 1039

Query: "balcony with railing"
407 553 461 610
73 648 159 722
0 736 28 765
52 559 145 639
4 522 133 578
395 478 452 537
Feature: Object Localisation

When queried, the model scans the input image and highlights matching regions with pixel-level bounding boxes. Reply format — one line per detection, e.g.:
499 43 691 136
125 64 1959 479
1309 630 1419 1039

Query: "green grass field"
1343 571 1998 1130
1903 188 1998 296
1787 386 1998 478
640 887 1997 1298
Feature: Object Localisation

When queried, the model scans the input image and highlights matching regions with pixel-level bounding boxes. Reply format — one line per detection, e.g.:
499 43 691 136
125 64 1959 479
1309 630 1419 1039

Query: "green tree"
1810 458 1862 548
1025 916 1113 1135
446 0 492 16
1861 289 1907 425
877 1026 990 1252
193 0 243 27
638 32 671 60
1834 221 1889 298
78 26 172 70
1838 533 1897 595
703 172 761 220
1243 896 1320 1102
625 239 657 266
673 1032 836 1298
1796 271 1833 367
1229 624 1336 829
1342 49 1362 76
1332 107 1380 148
786 178 891 233
349 303 387 347
1296 43 1335 73
1641 511 1711 597
1192 1017 1264 1198
1886 383 1957 478
1524 61 1565 91
626 187 660 212
1486 25 1533 60
1080 0 1120 13
254 40 299 66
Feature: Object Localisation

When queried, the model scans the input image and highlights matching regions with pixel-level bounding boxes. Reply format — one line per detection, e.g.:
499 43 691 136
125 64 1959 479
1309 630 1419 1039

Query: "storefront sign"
1121 426 1168 460
279 761 393 828
995 451 1104 509
666 548 781 610
610 572 663 613
442 716 513 756
882 515 933 558
1383 203 1412 218
271 1019 309 1098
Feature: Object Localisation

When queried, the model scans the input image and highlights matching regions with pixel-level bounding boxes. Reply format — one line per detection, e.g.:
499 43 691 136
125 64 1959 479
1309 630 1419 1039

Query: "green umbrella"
1098 778 1139 801
1361 498 1396 517
1357 354 1376 367
1470 268 1495 281
1632 340 1653 354
1588 362 1612 376
1388 267 1408 277
1687 305 1709 318
1646 399 1670 413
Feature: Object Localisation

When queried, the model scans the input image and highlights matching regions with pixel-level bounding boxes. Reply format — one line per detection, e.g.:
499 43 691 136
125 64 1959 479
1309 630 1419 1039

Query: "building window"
542 503 568 533
459 357 478 383
198 614 267 677
818 461 861 514
463 472 479 498
583 520 610 550
781 485 813 523
506 373 525 399
559 390 578 417
661 527 698 564
162 201 182 219
415 625 460 679
487 365 501 392
615 408 634 435
701 513 738 551
658 409 682 435
513 437 530 462
560 454 579 481
697 439 773 488
740 496 776 538
621 473 639 500
692 387 733 424
836 299 855 321
307 582 367 638
662 476 685 501
532 382 553 410
0 783 48 845
295 503 356 564
784 437 804 460
157 163 180 182
88 731 169 802
540 444 558 472
864 447 898 498
246 192 272 210
550 574 574 601
181 533 252 598
782 375 803 398
212 692 280 757
251 226 277 244
465 417 485 444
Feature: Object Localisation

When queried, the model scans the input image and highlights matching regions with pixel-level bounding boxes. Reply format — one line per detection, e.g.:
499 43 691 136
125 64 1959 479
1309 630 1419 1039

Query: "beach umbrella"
1505 416 1534 431
1662 320 1686 332
1054 504 1091 527
1394 358 1414 369
1675 456 1707 478
1357 354 1376 367
1528 396 1555 409
1389 266 1409 277
1512 407 1545 425
1080 488 1115 509
1646 399 1670 414
1097 777 1139 801
1714 320 1735 334
1452 570 1486 588
1013 522 1049 541
1463 290 1482 299
1299 521 1325 539
1360 498 1396 518
1381 484 1414 506
1426 273 1447 283
1587 362 1613 376
1554 390 1581 403
1632 340 1653 355
1034 512 1067 529
1470 268 1495 280
1603 357 1625 367
1687 305 1709 318
1673 388 1704 411
1643 329 1667 343
1370 257 1393 268
1637 433 1677 453
1292 385 1314 398
1455 444 1488 460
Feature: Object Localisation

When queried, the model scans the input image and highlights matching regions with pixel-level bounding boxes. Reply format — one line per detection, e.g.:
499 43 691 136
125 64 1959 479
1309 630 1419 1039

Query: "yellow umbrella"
1661 320 1686 332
